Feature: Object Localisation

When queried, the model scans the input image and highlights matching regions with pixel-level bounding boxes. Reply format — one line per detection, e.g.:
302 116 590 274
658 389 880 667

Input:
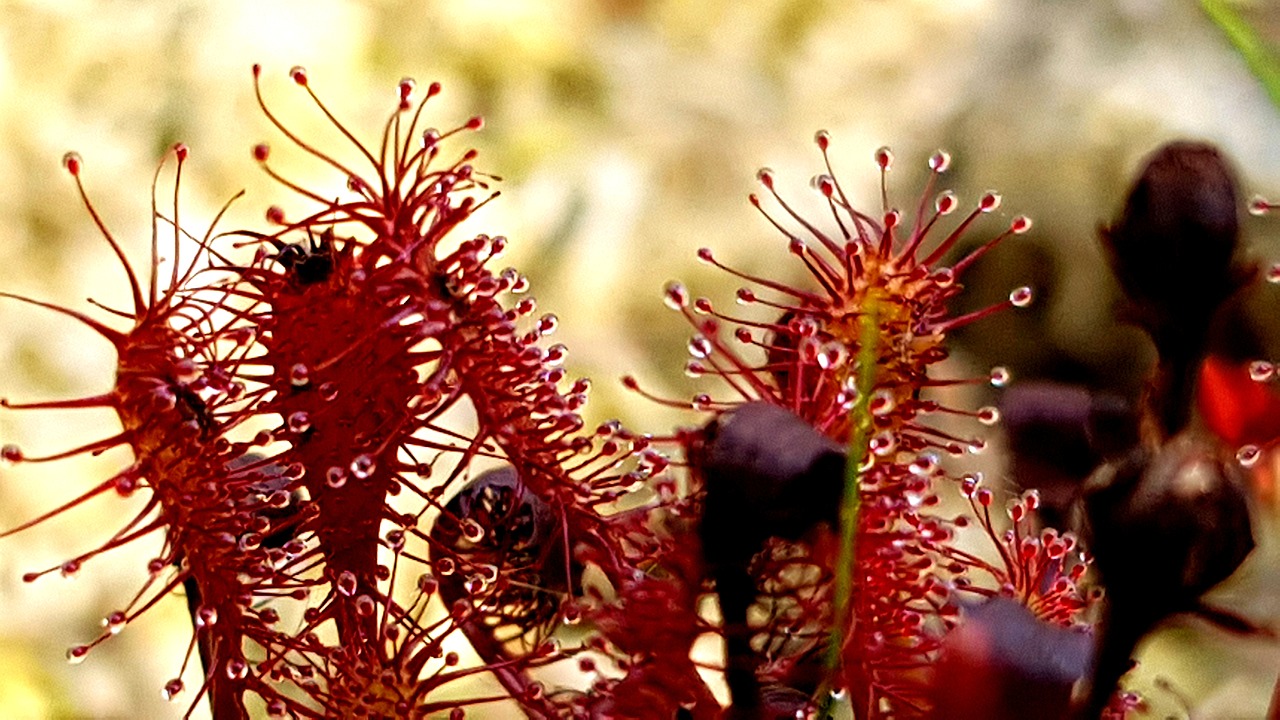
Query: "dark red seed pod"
999 382 1138 526
1100 141 1254 435
691 402 845 709
932 597 1093 720
1081 432 1255 719
1102 141 1243 335
427 466 570 716
695 402 845 562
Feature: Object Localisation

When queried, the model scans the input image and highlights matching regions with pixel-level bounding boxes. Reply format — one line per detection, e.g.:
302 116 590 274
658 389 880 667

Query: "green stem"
1202 0 1280 111
818 294 882 716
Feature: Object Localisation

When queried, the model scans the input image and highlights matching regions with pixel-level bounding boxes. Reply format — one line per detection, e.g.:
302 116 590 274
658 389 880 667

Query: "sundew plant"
2 7 1280 720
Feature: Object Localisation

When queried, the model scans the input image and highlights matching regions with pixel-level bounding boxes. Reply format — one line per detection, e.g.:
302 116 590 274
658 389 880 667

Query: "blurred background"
0 0 1279 716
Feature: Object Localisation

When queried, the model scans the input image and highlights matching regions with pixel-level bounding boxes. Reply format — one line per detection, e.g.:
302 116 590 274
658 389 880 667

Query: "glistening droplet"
350 454 376 479
1237 444 1262 468
989 366 1011 387
1009 286 1034 308
337 570 358 596
161 678 184 701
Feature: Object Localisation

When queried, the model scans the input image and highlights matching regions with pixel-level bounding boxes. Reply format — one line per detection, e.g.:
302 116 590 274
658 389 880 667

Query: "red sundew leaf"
1 147 299 717
242 68 507 660
1198 354 1280 448
660 138 1038 718
244 67 671 715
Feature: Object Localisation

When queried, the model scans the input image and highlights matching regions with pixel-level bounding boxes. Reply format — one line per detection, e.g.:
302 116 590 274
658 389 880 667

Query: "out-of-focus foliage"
0 1 1278 717
1204 0 1280 111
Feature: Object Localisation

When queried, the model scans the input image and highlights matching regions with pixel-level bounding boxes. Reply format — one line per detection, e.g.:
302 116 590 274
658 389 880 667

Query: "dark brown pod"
1079 432 1254 718
1100 141 1250 435
696 402 845 562
1101 142 1241 340
431 466 566 644
689 402 846 712
931 597 1093 720
1000 382 1138 528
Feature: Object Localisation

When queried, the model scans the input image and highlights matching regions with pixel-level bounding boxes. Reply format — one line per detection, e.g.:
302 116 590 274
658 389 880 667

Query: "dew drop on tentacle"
161 678 184 701
65 645 89 664
816 342 847 370
103 611 127 635
286 411 311 434
436 557 456 576
756 167 776 189
989 366 1011 387
1268 263 1280 284
349 453 376 479
909 454 939 477
935 191 957 215
325 466 347 488
461 518 485 542
870 431 897 456
418 574 438 595
561 600 582 625
663 281 690 310
1009 286 1034 307
869 389 896 416
977 406 1001 426
1249 360 1275 383
398 76 416 107
61 151 83 175
1 444 22 463
687 335 713 359
195 606 218 628
1237 444 1262 468
336 570 358 597
537 313 559 335
545 343 567 366
812 173 836 197
289 363 311 387
875 146 894 171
